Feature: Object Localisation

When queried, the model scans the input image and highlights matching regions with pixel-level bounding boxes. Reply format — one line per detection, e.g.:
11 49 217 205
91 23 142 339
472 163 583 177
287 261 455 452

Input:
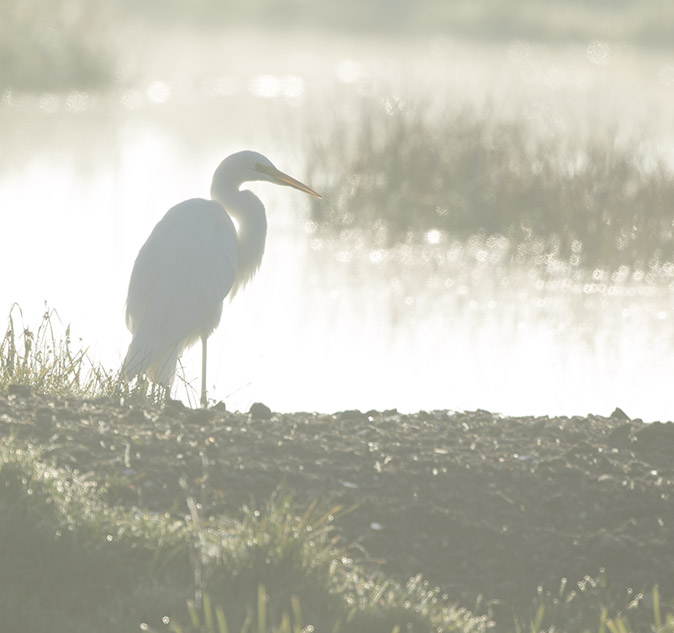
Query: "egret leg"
200 336 208 408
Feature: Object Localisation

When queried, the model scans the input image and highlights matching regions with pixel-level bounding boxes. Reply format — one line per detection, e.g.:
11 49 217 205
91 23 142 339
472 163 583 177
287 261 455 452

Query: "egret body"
123 150 320 406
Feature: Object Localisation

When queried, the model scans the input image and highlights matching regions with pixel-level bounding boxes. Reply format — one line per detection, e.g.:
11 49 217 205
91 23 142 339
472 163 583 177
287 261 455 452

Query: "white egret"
122 150 321 407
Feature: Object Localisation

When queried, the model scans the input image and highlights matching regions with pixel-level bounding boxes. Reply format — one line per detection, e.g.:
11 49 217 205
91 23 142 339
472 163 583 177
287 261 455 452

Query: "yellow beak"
256 164 322 199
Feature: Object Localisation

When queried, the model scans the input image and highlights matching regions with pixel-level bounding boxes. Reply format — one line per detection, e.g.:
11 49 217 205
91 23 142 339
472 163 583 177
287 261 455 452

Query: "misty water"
1 29 673 420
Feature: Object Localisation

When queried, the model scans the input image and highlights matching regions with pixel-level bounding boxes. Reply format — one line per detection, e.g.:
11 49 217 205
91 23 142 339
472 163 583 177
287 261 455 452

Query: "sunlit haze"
1 4 673 420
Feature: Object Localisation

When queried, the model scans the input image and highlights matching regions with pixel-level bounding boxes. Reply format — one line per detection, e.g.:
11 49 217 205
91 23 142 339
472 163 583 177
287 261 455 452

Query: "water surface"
1 30 673 419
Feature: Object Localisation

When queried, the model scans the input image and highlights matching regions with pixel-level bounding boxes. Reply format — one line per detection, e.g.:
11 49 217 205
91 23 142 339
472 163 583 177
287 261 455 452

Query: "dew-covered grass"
0 441 488 633
1 439 673 633
0 304 167 406
0 304 112 396
1 315 673 630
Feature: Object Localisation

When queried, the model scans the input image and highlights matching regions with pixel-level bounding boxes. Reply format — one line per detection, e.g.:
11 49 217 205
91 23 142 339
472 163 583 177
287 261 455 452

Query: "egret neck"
210 184 268 297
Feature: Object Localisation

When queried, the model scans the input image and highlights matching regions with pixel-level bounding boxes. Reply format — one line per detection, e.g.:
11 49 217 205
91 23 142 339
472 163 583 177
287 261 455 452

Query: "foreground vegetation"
0 304 173 406
1 439 673 633
1 310 673 631
0 441 485 633
0 304 112 398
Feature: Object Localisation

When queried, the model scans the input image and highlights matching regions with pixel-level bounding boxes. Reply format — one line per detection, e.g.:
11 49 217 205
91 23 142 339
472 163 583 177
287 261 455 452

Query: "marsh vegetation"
2 1 674 630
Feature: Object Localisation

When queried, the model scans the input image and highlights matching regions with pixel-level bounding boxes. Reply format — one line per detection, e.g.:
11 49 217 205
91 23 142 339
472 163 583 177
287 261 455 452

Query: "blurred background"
1 0 673 418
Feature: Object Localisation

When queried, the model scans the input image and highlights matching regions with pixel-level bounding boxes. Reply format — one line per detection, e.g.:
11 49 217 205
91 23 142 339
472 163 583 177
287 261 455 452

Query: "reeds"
305 98 674 270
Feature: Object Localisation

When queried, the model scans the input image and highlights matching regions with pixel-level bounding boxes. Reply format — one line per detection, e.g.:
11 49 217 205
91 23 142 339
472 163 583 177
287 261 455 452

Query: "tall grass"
305 98 674 270
0 303 107 396
0 303 166 405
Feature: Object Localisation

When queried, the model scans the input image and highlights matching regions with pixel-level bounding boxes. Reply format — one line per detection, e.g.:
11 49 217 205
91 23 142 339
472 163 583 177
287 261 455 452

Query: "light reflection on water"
281 233 674 419
1 32 673 420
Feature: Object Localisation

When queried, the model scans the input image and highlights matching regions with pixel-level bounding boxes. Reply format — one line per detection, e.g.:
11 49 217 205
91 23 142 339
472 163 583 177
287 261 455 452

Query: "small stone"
125 409 149 423
610 407 630 421
635 421 674 450
187 408 212 425
165 398 187 412
337 409 367 421
250 402 272 420
8 383 32 397
607 423 632 447
36 407 54 425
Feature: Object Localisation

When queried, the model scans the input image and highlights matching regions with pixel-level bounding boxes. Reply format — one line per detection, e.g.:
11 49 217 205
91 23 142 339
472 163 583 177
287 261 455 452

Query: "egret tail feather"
122 332 183 387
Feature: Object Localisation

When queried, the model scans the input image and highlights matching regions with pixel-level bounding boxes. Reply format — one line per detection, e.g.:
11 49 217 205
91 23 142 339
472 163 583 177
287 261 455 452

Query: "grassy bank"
1 438 673 633
0 304 168 406
1 310 674 631
0 441 485 633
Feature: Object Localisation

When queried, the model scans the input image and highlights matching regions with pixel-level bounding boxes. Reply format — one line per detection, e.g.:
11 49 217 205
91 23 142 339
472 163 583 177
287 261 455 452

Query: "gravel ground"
1 387 673 613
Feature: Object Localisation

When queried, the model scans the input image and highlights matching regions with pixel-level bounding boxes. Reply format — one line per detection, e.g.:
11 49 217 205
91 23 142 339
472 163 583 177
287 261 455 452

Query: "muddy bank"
1 388 672 612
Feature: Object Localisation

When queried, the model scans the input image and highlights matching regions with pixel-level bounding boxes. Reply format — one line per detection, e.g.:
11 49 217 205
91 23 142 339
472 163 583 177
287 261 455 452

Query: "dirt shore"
1 387 673 614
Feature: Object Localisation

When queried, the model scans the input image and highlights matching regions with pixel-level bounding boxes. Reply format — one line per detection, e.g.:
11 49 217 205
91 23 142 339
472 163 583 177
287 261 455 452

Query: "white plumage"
122 150 320 406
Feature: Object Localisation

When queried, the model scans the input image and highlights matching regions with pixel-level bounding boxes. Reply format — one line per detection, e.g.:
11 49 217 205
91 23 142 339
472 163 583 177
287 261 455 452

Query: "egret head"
211 150 321 200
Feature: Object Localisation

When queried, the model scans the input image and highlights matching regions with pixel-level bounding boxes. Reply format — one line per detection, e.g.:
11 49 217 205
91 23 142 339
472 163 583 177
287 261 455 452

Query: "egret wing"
124 198 237 379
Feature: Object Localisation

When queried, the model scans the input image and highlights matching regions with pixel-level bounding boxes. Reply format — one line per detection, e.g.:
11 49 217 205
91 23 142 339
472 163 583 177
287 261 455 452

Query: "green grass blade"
204 593 214 633
654 585 662 630
257 584 266 633
215 606 229 633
